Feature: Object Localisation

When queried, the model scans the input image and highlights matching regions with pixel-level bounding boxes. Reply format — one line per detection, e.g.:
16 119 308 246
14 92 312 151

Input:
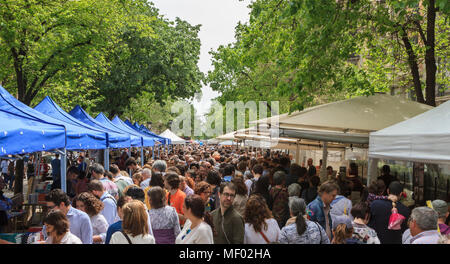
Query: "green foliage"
206 0 449 123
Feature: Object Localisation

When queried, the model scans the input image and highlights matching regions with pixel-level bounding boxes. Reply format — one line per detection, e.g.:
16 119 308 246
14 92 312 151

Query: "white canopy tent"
250 94 433 182
159 129 186 145
369 100 450 165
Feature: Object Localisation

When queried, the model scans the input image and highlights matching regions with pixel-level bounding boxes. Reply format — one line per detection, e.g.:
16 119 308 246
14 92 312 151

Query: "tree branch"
413 20 427 46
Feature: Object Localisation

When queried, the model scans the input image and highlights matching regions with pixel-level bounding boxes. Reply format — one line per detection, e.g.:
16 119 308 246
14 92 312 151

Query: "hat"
332 215 353 230
432 200 449 218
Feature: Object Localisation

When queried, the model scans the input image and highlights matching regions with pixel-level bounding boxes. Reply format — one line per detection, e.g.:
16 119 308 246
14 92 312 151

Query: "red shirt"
166 189 186 225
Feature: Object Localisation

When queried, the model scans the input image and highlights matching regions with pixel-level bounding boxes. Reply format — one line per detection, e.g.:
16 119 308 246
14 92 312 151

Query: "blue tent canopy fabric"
0 109 66 155
95 113 155 147
124 119 170 145
69 105 131 149
0 86 105 150
111 116 164 145
34 96 108 149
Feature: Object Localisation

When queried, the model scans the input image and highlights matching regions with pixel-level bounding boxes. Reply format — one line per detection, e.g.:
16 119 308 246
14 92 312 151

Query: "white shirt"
115 175 133 185
110 231 155 244
90 214 109 244
244 218 281 244
175 219 214 244
45 232 82 244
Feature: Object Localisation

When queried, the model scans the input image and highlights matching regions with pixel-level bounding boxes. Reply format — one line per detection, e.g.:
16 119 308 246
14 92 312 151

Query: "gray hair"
288 183 301 197
152 160 167 172
273 171 286 185
411 207 438 231
289 197 306 216
91 163 105 175
142 168 152 177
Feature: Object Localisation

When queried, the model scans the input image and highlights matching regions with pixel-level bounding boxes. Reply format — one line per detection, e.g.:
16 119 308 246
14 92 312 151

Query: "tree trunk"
400 28 425 104
425 0 437 106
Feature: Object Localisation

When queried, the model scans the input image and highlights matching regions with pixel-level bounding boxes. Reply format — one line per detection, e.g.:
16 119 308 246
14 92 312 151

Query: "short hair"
206 170 221 186
109 165 120 175
280 156 291 167
388 181 403 196
122 200 149 236
382 165 390 174
165 172 181 189
310 176 320 187
150 172 164 188
125 157 137 167
87 180 104 192
411 207 438 231
189 163 199 170
252 164 263 175
288 183 301 197
117 195 131 209
132 172 143 185
43 210 69 236
152 160 167 172
67 166 80 175
74 192 104 217
231 177 247 196
273 171 286 185
318 181 340 194
219 182 237 194
91 163 105 175
142 168 152 178
45 189 71 206
194 181 211 195
148 186 166 209
237 161 247 172
167 166 181 175
184 195 205 219
223 165 234 176
125 186 145 203
350 202 369 219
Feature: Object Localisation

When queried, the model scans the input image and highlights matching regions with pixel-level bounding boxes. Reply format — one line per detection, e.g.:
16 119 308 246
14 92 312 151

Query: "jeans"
8 174 14 189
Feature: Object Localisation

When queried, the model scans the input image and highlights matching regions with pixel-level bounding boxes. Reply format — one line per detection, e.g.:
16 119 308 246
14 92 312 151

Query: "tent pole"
319 142 328 183
296 142 300 165
61 148 67 193
367 158 379 186
104 148 110 171
141 147 144 167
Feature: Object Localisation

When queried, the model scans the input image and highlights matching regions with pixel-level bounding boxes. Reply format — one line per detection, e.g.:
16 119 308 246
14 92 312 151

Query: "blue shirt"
100 192 119 226
223 176 232 182
140 178 151 189
105 220 122 244
66 206 93 244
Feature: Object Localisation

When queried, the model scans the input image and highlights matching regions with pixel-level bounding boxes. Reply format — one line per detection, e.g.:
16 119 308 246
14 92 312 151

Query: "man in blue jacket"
307 181 339 241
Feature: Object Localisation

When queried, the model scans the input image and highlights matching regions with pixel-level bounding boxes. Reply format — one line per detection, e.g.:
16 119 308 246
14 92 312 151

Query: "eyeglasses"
222 192 235 199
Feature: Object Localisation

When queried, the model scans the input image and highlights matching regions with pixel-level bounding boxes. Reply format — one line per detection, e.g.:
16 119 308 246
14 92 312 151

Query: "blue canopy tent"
124 119 170 145
0 109 66 156
69 105 132 170
0 86 107 192
112 116 168 159
96 113 157 166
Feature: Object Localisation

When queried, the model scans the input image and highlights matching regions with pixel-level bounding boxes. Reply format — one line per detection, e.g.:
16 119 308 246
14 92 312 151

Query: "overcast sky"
151 0 251 119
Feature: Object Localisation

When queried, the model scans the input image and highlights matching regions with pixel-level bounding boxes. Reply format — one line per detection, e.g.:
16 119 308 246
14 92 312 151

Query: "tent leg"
61 148 67 193
141 147 144 167
104 148 110 171
319 142 328 183
367 158 379 186
295 143 300 165
152 147 155 160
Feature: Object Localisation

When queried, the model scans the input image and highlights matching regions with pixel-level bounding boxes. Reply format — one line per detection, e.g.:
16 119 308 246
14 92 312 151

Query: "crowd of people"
1 145 449 244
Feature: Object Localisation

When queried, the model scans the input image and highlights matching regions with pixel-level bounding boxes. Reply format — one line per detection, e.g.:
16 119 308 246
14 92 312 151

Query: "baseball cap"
332 215 353 230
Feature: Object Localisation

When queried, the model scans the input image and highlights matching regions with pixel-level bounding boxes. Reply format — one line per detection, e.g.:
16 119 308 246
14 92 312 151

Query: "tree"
207 0 450 114
0 0 152 106
90 4 204 118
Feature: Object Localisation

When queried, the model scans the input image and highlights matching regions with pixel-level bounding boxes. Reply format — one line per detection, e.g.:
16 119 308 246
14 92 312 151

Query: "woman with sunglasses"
175 195 214 244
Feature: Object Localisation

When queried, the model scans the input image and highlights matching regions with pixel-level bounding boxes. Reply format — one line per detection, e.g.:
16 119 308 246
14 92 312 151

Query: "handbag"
388 202 405 230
